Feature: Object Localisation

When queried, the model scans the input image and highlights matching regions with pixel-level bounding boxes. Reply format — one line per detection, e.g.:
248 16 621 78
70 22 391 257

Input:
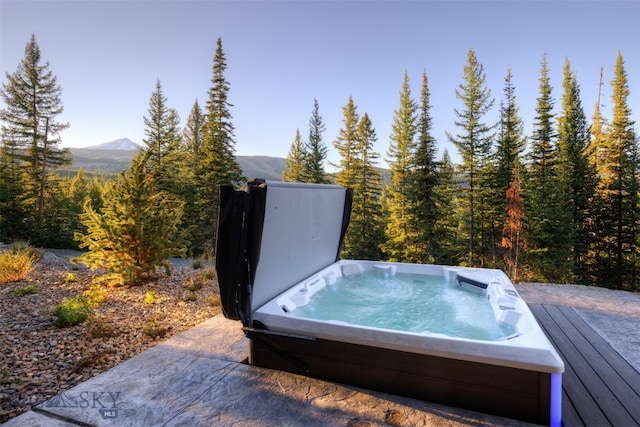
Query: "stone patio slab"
155 315 247 362
31 347 237 426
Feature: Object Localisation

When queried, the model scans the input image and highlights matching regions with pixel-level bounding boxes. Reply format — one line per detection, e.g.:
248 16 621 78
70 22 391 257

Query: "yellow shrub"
0 250 35 284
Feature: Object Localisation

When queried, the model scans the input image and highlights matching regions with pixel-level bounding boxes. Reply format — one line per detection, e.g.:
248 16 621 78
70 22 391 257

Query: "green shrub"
87 317 116 338
1 369 13 385
12 285 38 296
207 295 221 307
83 284 108 307
144 290 159 305
202 267 216 280
53 296 94 328
185 273 205 291
143 321 168 339
190 258 203 270
64 272 76 283
92 272 126 288
10 241 43 260
0 250 35 285
73 350 109 373
143 311 168 338
183 291 198 302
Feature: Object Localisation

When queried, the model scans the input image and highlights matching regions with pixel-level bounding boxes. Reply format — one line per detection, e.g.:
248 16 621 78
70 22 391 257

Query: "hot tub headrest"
216 179 353 323
456 274 489 290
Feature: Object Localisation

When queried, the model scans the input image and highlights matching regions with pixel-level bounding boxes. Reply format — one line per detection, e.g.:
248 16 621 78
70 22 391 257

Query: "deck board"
560 308 640 398
529 304 640 427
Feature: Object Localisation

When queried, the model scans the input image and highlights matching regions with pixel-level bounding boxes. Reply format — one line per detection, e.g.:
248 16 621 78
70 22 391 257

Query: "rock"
384 409 407 426
347 418 372 427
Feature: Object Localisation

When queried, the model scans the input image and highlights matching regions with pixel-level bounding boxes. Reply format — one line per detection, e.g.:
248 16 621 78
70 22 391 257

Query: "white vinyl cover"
250 181 347 313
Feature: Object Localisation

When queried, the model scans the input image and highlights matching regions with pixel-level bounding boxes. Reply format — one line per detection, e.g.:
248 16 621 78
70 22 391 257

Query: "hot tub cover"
216 179 353 324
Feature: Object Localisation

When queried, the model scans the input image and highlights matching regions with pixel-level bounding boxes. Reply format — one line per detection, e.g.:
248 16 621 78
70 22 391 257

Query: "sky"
1 0 639 169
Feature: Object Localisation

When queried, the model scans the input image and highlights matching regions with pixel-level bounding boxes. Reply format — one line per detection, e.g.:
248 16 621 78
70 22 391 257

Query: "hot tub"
216 180 564 426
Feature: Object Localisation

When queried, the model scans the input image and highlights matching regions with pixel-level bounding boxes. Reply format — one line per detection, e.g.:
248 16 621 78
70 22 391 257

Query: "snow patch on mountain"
84 138 140 151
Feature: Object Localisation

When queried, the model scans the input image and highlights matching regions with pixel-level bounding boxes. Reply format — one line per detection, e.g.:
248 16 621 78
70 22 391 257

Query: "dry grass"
0 250 35 285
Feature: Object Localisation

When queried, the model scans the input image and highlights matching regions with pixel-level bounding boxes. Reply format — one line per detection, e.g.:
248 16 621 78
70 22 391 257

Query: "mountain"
237 156 286 181
69 147 138 173
63 138 391 183
66 143 287 181
84 138 140 151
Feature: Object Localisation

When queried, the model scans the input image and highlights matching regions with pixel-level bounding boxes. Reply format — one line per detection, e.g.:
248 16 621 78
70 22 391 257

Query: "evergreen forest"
1 35 638 291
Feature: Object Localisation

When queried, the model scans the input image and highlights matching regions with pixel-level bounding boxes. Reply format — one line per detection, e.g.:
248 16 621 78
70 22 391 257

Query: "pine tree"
195 37 244 253
381 71 418 262
333 96 361 189
305 98 330 183
344 113 384 260
586 67 609 286
142 79 183 195
283 128 308 182
182 100 206 173
556 58 596 283
589 66 609 179
496 68 526 195
74 151 189 286
501 161 526 282
407 70 440 263
40 175 74 248
493 68 527 270
431 150 462 264
593 52 639 290
49 168 93 248
71 170 103 231
164 107 182 180
0 136 29 241
181 100 206 254
0 34 70 243
523 54 572 283
143 79 170 173
445 49 495 267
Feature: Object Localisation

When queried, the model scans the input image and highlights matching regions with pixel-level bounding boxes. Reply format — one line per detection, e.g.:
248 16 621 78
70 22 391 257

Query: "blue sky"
1 0 639 168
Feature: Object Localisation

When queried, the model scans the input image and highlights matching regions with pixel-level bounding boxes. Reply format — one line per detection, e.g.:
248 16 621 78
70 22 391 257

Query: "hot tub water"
291 272 516 341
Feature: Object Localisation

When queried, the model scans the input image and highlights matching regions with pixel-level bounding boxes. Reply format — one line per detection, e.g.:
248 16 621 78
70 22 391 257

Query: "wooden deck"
530 304 640 427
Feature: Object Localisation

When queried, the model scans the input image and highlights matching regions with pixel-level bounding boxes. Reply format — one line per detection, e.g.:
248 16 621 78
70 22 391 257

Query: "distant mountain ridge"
67 138 287 181
84 138 141 151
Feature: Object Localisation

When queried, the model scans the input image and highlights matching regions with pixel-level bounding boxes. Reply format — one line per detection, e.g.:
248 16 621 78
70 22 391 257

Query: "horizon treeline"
1 35 637 291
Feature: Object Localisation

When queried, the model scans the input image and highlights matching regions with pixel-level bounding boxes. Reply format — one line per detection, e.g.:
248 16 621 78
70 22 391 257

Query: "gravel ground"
516 282 640 317
0 249 221 423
